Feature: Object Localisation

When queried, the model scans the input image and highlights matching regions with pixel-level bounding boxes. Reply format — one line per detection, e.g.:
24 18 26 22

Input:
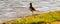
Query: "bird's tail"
33 10 41 14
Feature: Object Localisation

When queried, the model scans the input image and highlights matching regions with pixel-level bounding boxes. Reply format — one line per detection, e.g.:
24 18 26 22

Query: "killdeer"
29 2 36 15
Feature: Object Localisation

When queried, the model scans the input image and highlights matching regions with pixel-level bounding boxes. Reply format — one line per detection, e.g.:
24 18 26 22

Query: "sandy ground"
0 0 60 22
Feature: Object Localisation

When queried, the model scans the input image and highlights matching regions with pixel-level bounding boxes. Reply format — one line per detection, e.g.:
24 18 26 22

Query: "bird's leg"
31 11 35 16
32 11 35 17
32 11 33 16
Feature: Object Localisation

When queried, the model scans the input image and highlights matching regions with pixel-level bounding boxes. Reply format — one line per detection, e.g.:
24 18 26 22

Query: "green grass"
5 11 60 24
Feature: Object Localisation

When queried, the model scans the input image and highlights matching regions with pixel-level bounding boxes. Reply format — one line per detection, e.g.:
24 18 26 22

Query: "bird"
29 2 36 15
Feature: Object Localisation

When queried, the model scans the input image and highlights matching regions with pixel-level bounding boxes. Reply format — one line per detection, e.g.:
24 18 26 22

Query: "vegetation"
4 11 60 24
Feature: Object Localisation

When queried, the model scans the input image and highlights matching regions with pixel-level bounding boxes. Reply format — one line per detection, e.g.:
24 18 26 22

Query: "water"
0 0 60 22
